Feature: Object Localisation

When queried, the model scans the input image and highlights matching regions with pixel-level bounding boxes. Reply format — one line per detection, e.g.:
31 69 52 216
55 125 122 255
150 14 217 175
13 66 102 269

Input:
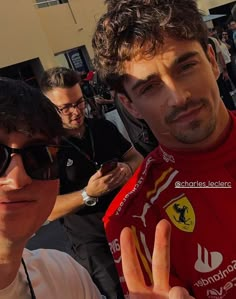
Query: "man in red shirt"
92 0 236 298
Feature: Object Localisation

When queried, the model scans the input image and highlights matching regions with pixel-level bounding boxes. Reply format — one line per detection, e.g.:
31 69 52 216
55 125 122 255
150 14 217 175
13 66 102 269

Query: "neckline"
0 259 36 298
156 111 236 170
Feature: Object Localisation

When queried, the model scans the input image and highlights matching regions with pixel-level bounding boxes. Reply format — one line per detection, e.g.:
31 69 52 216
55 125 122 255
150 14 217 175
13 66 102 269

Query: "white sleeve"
212 38 221 54
23 249 102 299
65 254 102 299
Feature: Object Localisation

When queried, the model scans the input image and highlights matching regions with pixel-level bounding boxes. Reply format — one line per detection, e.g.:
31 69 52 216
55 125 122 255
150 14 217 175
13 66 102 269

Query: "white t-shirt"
209 36 225 73
219 41 231 64
0 248 101 299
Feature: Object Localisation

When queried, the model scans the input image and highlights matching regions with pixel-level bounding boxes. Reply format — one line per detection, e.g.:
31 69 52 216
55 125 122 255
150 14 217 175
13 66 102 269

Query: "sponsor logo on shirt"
109 238 121 263
115 156 154 216
194 244 236 298
194 260 236 288
206 277 236 299
164 194 195 232
195 244 223 273
132 166 178 227
133 203 151 227
66 158 73 167
159 146 175 163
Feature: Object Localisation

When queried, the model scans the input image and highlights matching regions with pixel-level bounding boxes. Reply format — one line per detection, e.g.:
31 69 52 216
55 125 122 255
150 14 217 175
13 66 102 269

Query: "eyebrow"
131 73 158 92
58 96 84 108
24 138 51 147
172 51 199 67
130 51 199 92
0 137 50 149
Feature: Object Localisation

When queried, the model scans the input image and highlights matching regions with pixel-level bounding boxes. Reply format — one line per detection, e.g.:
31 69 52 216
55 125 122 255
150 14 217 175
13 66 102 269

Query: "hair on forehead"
40 67 81 93
0 77 63 139
93 0 208 93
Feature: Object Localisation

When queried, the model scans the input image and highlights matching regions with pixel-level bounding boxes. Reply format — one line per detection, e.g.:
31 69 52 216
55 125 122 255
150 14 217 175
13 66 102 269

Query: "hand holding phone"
100 159 118 176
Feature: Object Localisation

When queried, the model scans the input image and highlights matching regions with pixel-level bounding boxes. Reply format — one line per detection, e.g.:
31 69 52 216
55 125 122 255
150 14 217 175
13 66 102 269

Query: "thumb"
91 169 103 180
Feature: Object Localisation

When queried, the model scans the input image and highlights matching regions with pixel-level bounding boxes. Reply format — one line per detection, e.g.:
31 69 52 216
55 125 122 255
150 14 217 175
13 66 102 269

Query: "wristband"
81 189 98 206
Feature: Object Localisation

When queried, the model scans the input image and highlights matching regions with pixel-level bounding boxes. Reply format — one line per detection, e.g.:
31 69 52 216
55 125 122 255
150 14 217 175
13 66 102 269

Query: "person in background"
113 91 158 157
80 71 104 119
229 20 236 48
40 67 143 299
208 28 235 109
221 30 236 56
221 30 236 87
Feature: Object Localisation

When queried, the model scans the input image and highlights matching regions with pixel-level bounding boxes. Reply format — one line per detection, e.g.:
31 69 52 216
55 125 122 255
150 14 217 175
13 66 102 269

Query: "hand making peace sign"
120 219 195 299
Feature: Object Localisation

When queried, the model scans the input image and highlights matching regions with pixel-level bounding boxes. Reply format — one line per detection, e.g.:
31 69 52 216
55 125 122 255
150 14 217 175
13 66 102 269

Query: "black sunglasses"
0 144 60 180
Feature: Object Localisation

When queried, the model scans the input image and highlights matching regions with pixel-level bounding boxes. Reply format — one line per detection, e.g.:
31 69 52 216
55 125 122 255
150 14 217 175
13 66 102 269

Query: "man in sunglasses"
40 67 143 299
0 77 101 298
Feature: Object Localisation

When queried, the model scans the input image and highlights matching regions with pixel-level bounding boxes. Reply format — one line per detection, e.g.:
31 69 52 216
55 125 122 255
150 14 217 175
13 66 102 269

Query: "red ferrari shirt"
104 112 236 299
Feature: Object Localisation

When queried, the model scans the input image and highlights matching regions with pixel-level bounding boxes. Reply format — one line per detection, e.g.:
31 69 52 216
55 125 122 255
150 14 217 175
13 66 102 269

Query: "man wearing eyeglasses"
0 77 101 298
40 67 143 299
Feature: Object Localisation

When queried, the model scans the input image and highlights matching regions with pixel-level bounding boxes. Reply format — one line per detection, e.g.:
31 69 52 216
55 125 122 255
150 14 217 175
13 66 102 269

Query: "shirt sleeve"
95 119 132 160
107 119 132 153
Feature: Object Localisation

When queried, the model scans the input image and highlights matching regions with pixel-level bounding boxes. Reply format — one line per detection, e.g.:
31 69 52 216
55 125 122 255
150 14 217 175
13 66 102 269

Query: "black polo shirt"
58 118 132 247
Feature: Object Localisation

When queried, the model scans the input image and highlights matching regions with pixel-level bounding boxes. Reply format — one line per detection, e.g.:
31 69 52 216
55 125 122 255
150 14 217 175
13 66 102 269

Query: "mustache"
165 98 207 123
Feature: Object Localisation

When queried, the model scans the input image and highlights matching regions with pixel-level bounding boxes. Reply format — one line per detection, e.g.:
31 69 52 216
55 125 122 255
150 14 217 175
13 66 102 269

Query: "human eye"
180 61 198 72
77 99 85 106
61 106 70 114
140 84 154 95
139 81 163 95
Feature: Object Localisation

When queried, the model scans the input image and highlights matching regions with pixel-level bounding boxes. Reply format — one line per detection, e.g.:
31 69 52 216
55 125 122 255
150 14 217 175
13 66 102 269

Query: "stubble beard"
173 116 216 144
166 98 216 144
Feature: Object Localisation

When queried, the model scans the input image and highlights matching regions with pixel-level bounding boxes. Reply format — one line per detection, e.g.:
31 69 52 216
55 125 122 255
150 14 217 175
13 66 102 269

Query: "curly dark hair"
40 67 81 93
0 77 63 139
92 0 208 93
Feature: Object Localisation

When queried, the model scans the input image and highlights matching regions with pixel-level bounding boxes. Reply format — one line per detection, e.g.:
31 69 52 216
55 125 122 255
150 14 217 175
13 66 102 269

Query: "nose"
0 155 32 190
72 105 82 115
164 76 191 106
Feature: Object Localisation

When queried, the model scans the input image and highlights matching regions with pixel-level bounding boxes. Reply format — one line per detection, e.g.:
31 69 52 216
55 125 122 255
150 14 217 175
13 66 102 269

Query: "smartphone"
100 159 118 175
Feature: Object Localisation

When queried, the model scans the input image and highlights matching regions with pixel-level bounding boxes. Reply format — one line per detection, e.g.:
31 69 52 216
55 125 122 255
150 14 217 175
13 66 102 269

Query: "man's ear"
207 44 220 80
118 94 143 119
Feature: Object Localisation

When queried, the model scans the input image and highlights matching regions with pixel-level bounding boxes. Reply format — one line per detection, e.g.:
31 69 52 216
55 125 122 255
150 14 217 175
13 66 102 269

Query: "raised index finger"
152 219 171 292
120 227 146 293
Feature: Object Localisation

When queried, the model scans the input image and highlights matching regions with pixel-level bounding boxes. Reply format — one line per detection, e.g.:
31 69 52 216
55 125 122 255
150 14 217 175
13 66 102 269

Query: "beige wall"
67 0 106 57
35 3 82 54
0 0 106 71
7 0 234 72
197 0 209 14
0 0 56 69
198 0 235 11
35 0 106 57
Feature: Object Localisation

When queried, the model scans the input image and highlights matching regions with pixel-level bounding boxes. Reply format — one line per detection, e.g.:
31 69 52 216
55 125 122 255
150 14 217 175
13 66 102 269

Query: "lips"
0 196 36 205
170 105 203 123
0 200 36 211
72 116 82 123
0 200 31 204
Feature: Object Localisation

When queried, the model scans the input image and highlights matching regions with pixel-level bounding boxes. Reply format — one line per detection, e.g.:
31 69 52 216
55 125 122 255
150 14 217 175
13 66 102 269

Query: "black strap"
21 258 36 299
62 126 99 170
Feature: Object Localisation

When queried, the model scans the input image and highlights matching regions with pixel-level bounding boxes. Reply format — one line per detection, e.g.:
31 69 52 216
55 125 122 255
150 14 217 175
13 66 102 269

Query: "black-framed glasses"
0 144 60 180
56 97 85 115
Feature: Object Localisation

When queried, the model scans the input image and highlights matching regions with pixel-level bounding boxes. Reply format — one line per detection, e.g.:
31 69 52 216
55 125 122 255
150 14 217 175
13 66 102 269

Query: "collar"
156 111 236 170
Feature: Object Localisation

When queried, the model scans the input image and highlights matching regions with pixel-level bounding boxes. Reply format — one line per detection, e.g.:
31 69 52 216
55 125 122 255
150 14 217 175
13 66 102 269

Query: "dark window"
35 0 68 8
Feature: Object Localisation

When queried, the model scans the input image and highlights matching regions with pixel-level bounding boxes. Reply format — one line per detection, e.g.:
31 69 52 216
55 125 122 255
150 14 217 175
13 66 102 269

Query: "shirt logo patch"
195 244 223 273
66 158 74 167
164 194 195 232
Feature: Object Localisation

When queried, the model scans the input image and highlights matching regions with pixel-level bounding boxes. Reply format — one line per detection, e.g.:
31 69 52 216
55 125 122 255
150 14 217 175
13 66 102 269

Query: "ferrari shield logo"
165 195 195 232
